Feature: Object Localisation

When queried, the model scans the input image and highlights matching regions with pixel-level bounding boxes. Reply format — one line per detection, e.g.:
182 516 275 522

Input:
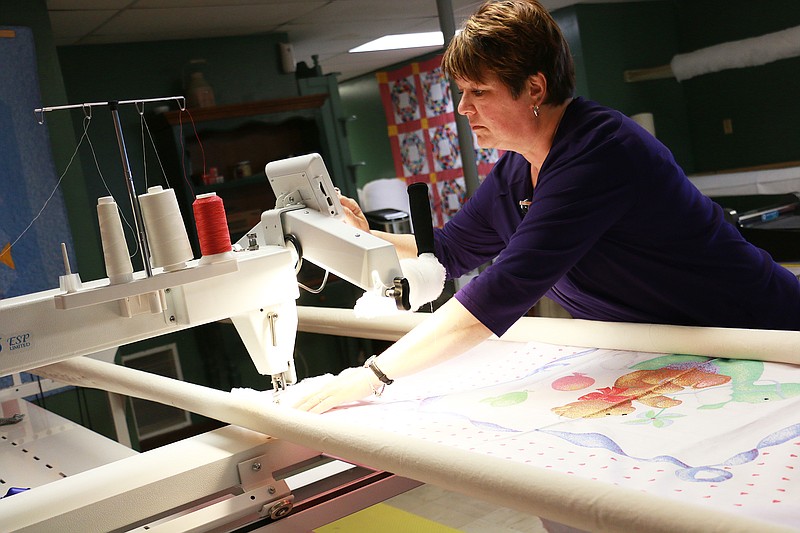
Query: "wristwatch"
364 355 393 385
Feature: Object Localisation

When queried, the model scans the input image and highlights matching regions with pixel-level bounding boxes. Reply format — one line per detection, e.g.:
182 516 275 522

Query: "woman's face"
455 73 535 153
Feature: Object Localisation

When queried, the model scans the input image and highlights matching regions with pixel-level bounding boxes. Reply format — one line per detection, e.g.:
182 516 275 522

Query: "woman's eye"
472 90 484 96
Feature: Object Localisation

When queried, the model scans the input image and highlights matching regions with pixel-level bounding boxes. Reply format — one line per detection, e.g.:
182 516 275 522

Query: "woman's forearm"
373 231 418 259
369 297 492 381
292 296 490 413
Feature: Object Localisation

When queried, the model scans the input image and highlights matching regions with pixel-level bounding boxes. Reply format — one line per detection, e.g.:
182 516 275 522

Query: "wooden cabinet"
160 94 331 250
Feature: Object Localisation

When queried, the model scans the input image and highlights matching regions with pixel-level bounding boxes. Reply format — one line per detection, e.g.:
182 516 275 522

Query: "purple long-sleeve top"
434 97 800 336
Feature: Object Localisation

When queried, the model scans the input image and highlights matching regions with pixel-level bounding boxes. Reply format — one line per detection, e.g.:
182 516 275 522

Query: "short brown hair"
442 0 575 104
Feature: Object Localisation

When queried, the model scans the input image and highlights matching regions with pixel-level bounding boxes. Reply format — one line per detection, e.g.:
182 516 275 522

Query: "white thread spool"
138 186 193 271
97 196 134 284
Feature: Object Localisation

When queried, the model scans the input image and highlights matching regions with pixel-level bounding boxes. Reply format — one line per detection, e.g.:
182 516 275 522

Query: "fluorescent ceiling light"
349 31 444 53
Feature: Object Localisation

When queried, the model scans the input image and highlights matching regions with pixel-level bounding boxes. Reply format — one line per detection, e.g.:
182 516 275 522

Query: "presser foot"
271 374 289 404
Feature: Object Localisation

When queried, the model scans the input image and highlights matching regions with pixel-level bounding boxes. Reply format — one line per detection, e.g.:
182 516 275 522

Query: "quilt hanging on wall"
377 55 501 227
0 27 75 298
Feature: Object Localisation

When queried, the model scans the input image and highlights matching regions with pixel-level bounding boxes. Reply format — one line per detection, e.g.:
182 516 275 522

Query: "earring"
533 105 540 118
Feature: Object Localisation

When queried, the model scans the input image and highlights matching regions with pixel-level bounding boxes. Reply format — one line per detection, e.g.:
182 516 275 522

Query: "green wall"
676 0 800 172
57 33 297 106
573 1 694 171
339 75 397 189
554 7 590 99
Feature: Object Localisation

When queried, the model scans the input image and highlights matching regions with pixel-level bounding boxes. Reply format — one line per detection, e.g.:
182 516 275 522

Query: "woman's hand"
292 366 377 414
338 195 371 233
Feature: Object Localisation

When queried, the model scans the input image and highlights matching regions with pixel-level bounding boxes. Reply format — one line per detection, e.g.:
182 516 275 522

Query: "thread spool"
193 192 233 261
97 196 133 284
138 186 194 271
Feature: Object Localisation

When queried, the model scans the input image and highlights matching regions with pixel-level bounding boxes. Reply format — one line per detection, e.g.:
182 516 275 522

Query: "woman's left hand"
292 366 376 414
338 195 371 233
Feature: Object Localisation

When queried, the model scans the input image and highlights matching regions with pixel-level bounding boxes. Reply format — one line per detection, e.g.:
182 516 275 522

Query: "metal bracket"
238 454 283 492
237 452 295 520
258 205 305 248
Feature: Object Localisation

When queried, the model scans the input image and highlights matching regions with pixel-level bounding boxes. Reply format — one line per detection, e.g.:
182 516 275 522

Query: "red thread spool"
193 193 232 256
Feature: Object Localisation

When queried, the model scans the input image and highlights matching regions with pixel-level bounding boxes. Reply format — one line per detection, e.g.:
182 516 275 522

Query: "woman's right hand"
338 195 371 233
292 366 377 414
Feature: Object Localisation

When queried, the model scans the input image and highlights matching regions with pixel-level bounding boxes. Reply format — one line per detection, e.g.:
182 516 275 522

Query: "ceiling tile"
94 4 324 38
133 0 321 6
291 0 440 23
48 9 118 38
47 0 132 8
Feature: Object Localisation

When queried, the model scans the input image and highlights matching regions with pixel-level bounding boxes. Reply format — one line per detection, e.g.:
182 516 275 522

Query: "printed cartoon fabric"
377 55 501 227
319 341 800 529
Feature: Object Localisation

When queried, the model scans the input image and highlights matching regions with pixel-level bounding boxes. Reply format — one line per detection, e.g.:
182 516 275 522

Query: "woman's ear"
527 73 547 106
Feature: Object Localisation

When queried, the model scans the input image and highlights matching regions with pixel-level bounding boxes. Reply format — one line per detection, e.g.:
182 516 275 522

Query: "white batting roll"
138 186 193 271
670 25 800 81
97 196 133 284
296 307 800 365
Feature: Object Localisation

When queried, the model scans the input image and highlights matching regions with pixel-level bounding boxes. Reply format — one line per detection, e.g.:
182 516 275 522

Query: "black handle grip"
408 183 435 256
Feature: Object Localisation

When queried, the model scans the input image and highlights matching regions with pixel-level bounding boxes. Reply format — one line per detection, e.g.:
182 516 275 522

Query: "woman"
295 0 800 413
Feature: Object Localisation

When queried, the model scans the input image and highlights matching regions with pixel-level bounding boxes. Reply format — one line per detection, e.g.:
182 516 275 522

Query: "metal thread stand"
35 96 186 278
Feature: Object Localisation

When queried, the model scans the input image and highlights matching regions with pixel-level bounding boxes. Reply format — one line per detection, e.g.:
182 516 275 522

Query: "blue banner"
0 27 75 298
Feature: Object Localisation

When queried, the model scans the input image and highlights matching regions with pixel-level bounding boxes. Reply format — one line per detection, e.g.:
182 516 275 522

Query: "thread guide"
37 95 236 317
36 96 187 281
